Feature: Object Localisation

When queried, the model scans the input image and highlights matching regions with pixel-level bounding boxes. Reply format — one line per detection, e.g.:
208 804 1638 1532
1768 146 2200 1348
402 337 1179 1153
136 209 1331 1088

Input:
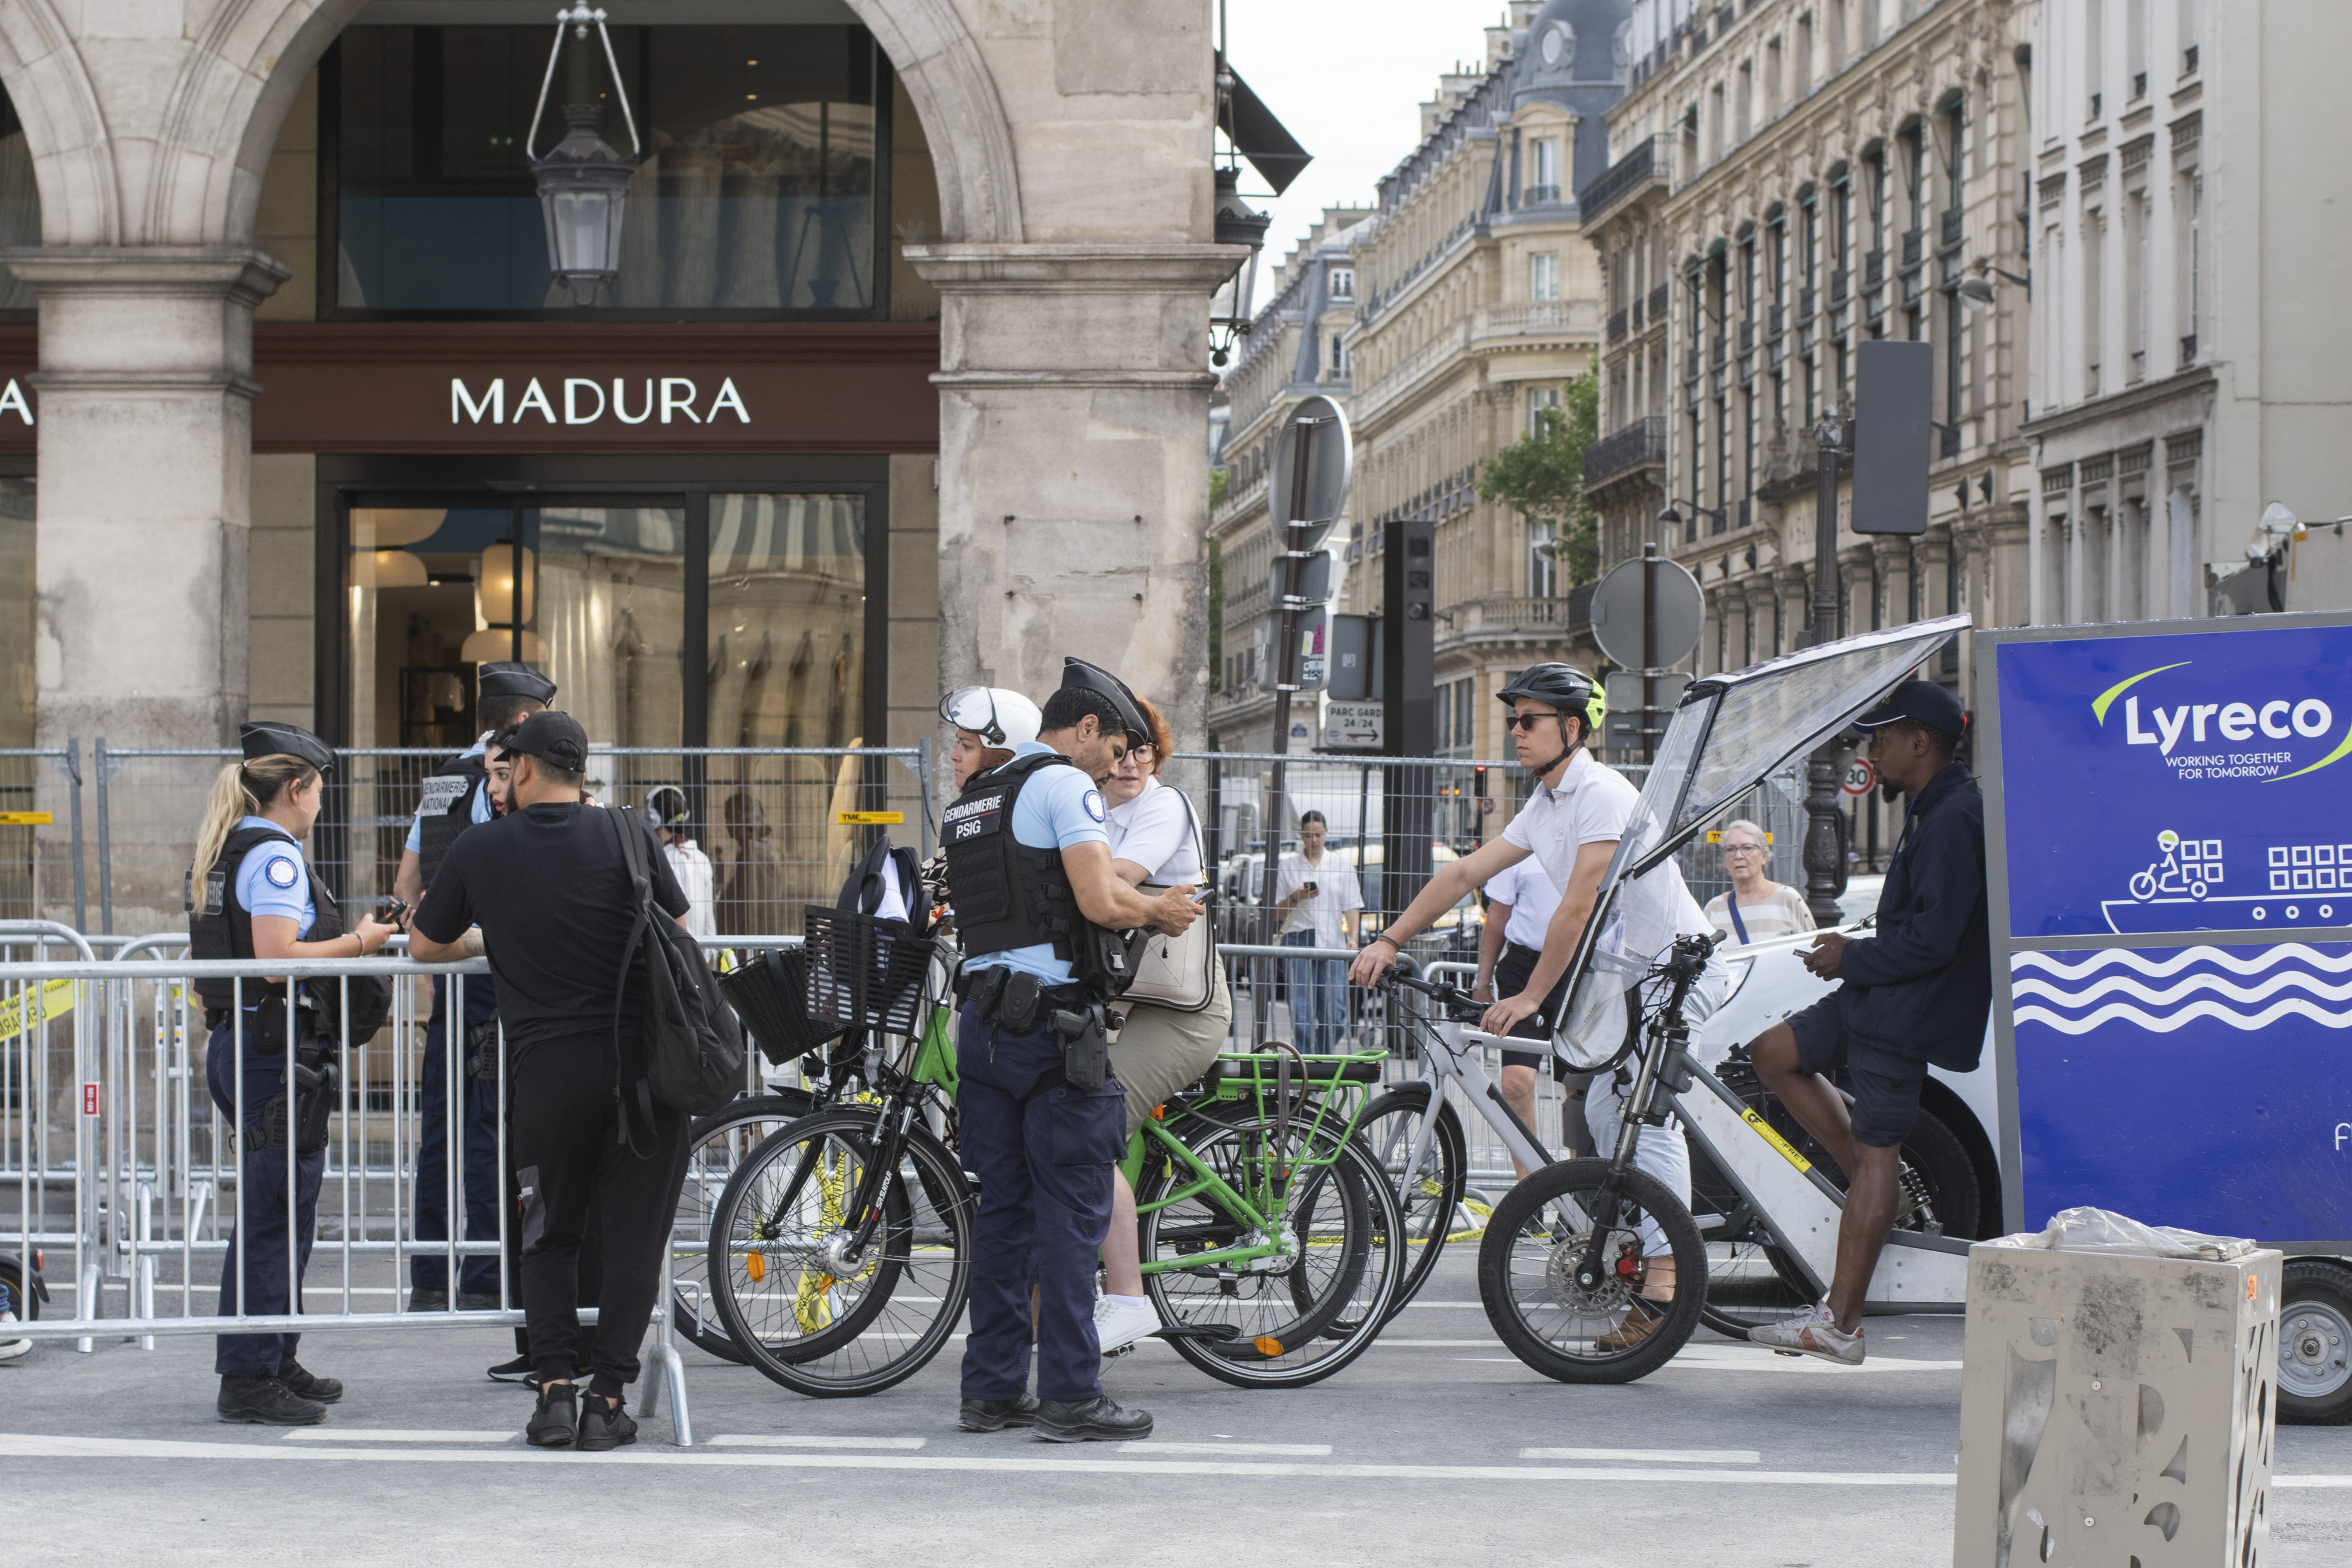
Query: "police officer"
395 663 554 1316
191 721 400 1425
944 658 1202 1442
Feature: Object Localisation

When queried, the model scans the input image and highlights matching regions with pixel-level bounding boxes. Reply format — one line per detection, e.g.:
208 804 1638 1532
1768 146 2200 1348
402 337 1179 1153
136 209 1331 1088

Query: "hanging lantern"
1210 166 1269 368
527 6 641 303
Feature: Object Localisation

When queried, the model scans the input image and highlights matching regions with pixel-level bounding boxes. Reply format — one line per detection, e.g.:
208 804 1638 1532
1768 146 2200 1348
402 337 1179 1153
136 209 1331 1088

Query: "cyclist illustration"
2129 830 2210 902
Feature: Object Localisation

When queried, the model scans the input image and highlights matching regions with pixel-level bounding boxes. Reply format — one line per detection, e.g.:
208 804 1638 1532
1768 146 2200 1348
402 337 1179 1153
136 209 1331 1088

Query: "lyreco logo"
2091 661 2352 781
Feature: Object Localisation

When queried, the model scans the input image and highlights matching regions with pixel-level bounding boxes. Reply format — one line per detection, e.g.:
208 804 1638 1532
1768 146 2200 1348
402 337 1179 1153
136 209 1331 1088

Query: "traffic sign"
1322 698 1382 750
1840 758 1876 796
1268 548 1334 608
1270 396 1353 523
1589 556 1704 669
1602 670 1690 751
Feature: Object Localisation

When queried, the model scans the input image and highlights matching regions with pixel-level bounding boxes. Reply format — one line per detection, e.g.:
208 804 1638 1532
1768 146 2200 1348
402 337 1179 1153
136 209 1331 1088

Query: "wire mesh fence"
93 742 933 940
0 748 85 930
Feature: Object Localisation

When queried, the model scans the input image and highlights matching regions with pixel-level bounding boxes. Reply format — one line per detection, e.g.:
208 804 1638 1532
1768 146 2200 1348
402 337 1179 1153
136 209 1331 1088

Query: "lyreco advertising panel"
1984 614 2352 1241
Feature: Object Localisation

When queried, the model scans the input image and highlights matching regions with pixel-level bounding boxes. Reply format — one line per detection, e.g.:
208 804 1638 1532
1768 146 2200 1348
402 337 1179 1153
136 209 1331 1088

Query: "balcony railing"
1940 208 1964 249
1578 135 1667 228
1798 285 1815 318
1767 302 1784 337
1939 424 1962 458
1351 319 1472 423
1608 309 1628 342
1864 249 1885 286
2180 332 2198 368
1583 415 1669 486
1649 283 1669 319
1443 594 1591 641
1901 229 1923 268
1472 300 1601 343
1830 269 1850 303
1685 347 1702 381
1524 184 1561 205
1710 335 1727 367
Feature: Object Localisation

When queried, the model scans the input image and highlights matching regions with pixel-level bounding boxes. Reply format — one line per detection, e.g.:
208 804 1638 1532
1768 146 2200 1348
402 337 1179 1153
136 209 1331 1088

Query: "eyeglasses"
1506 711 1561 733
1722 842 1765 856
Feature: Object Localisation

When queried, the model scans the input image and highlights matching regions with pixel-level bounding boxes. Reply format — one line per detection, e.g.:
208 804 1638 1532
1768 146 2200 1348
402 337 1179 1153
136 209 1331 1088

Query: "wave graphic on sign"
2011 945 2352 1035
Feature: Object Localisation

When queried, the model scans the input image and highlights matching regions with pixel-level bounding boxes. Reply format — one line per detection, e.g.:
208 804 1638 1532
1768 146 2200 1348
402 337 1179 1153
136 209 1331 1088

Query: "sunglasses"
1506 711 1562 732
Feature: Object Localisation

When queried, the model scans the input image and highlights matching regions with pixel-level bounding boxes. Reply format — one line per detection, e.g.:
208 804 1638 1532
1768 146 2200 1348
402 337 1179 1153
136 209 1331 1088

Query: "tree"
1478 371 1600 589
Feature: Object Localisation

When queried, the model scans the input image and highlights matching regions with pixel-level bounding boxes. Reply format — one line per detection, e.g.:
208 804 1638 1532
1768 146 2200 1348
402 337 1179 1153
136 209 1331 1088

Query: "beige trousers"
1108 962 1234 1135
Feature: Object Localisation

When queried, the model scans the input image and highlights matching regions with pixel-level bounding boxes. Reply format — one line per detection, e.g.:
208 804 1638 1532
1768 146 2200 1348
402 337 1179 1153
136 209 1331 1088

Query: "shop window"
328 23 889 315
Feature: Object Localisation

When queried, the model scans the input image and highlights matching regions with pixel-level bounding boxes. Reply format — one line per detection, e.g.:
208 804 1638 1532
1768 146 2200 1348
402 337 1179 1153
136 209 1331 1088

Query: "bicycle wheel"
1352 1086 1466 1321
709 1109 973 1398
674 1092 815 1362
1477 1156 1707 1385
1138 1119 1405 1389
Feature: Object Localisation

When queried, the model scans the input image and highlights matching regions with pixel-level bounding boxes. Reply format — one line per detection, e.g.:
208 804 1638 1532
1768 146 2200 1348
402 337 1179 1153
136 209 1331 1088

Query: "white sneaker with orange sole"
1748 1302 1865 1365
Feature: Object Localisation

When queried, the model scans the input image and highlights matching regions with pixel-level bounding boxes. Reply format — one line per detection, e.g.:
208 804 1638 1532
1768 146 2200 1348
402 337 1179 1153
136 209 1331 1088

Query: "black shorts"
1494 942 1575 1077
1784 994 1927 1149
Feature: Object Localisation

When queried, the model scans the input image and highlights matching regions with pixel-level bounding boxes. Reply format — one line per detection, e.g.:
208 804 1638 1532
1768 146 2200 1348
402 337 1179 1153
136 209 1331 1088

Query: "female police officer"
191 721 399 1425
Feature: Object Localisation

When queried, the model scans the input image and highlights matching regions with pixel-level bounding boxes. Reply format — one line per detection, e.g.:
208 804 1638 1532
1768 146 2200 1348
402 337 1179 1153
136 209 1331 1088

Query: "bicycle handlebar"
1384 967 1544 1032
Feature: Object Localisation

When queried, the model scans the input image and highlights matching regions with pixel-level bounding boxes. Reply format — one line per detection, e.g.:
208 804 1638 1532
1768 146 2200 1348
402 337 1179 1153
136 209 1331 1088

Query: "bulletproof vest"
189 826 348 1015
942 753 1084 961
416 752 489 888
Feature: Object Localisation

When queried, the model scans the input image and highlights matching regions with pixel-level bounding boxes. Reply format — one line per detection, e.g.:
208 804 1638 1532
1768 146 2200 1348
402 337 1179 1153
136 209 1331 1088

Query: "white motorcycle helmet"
938 686 1043 750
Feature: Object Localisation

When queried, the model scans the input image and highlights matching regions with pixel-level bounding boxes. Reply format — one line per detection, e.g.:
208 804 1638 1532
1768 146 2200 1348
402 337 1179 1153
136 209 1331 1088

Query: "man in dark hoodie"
1747 680 1990 1365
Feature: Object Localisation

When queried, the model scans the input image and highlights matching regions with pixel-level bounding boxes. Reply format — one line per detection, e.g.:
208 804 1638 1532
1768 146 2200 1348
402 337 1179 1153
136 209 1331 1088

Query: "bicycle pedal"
1153 1323 1241 1343
1100 1343 1137 1362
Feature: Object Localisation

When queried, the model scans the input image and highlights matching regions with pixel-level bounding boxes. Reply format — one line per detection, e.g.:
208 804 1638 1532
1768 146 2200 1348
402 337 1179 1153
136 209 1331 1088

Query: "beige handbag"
1118 788 1217 1012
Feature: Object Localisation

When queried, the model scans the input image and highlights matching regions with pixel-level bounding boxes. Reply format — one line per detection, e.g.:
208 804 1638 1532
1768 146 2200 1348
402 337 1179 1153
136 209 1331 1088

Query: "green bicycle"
707 948 1407 1396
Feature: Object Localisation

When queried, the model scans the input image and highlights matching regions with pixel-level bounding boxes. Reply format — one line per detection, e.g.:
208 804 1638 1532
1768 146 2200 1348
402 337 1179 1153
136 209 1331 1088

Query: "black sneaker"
524 1362 595 1393
577 1395 638 1452
1034 1395 1152 1443
275 1359 343 1404
217 1375 326 1426
486 1355 533 1383
407 1289 448 1313
526 1383 579 1449
957 1395 1041 1432
456 1290 504 1311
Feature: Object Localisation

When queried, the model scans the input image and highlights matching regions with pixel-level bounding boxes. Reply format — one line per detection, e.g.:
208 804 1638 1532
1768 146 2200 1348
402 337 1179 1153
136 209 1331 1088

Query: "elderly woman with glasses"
1702 818 1815 945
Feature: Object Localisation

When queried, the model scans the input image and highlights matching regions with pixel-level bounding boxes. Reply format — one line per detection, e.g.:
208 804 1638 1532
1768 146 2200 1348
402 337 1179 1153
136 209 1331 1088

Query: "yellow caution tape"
0 811 51 825
835 811 905 825
0 977 76 1041
1742 1106 1813 1173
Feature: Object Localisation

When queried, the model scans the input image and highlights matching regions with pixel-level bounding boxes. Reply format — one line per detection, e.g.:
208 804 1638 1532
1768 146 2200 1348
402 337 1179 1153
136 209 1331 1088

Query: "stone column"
1775 566 1810 656
5 246 289 928
1873 535 1915 628
1743 577 1779 662
909 243 1241 761
1841 547 1875 638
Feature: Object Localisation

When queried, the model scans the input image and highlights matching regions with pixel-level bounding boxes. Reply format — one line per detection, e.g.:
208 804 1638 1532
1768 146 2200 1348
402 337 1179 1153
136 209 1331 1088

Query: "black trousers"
509 1037 690 1399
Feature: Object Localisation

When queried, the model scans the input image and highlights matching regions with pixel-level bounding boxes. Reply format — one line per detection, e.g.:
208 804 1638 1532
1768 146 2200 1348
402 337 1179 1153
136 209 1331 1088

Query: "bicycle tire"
1140 1121 1404 1389
709 1109 973 1398
1477 1157 1707 1385
674 1092 815 1362
1352 1087 1467 1322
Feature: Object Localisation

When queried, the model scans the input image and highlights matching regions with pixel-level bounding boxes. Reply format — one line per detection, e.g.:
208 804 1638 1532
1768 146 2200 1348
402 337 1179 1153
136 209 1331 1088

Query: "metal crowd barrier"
92 741 933 941
0 935 815 1446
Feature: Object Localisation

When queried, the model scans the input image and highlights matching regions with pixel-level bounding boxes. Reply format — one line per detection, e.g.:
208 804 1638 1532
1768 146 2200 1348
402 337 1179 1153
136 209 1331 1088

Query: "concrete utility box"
1953 1232 2280 1567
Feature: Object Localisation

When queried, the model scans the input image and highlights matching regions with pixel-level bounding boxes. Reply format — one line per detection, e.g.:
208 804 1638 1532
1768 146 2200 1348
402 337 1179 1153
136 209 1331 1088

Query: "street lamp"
1956 264 2031 311
1210 165 1271 367
1658 497 1726 543
527 5 641 305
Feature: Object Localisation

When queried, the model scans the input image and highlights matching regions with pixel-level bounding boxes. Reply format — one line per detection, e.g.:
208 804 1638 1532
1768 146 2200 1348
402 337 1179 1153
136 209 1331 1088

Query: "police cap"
1059 657 1149 747
478 661 557 704
239 721 334 775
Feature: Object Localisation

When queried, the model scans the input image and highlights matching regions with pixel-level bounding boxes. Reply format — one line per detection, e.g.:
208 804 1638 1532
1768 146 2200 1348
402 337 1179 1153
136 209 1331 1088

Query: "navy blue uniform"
411 971 502 1296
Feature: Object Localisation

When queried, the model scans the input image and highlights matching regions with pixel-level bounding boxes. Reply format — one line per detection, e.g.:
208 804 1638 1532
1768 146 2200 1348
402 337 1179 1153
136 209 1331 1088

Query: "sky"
1223 0 1519 303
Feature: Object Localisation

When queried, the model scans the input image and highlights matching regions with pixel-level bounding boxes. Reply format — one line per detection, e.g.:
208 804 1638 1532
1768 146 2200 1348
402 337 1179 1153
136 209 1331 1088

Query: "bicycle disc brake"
1542 1229 1642 1317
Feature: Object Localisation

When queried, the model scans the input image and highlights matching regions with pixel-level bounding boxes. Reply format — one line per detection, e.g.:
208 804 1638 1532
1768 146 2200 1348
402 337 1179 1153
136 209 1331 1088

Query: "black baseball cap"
497 710 589 774
239 720 334 774
479 661 557 703
1854 679 1966 736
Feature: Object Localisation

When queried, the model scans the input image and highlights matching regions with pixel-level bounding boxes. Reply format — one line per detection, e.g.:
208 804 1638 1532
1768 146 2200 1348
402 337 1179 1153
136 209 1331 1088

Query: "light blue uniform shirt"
233 815 316 940
961 741 1110 986
402 736 493 854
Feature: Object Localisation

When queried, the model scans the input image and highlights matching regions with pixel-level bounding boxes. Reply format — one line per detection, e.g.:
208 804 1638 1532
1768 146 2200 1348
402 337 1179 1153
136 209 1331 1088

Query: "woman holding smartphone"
1093 694 1230 1354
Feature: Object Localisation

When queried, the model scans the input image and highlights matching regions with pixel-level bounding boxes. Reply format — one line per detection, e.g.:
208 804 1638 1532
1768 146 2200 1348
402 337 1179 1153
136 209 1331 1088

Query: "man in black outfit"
409 711 694 1450
1748 680 1990 1366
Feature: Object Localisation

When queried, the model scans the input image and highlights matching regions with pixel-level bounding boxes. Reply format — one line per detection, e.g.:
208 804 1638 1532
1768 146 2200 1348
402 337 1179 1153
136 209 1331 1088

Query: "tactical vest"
942 753 1085 961
189 826 347 1015
416 752 489 887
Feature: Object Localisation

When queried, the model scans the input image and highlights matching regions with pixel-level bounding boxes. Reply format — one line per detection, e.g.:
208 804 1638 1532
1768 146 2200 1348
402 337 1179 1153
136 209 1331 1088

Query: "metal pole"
1801 411 1849 927
62 741 85 935
1266 417 1321 845
1641 543 1661 764
94 738 111 940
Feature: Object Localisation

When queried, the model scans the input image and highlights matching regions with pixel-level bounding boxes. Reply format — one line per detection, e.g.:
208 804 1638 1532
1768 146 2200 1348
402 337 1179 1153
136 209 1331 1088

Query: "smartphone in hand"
382 898 410 928
1302 881 1319 897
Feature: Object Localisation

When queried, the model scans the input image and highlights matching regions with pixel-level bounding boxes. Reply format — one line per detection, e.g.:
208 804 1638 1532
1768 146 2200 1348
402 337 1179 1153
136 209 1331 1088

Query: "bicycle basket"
717 946 844 1067
800 906 933 1035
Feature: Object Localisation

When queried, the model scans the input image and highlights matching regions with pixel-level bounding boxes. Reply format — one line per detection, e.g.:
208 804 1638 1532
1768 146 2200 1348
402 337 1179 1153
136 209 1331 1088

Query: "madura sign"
450 376 751 426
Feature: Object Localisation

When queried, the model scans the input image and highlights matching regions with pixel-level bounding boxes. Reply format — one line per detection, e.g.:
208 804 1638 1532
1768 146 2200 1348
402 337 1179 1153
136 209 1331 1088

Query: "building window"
2086 0 2105 118
328 21 893 315
1328 266 1355 300
1529 521 1559 599
1529 383 1562 436
1528 138 1560 202
1330 334 1351 379
2177 170 2201 365
1529 251 1561 301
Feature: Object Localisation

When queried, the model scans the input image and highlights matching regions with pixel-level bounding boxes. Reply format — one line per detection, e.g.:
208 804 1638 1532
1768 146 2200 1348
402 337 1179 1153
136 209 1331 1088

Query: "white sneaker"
1094 1294 1161 1355
1748 1303 1864 1365
0 1310 31 1363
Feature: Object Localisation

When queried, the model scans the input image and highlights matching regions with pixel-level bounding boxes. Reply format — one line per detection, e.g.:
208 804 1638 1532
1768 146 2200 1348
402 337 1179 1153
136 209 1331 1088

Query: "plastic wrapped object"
717 946 843 1067
1984 1205 2258 1262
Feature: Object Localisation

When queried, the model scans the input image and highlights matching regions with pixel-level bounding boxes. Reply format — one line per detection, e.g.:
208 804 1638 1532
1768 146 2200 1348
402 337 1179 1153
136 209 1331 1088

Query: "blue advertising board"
1980 613 2352 1243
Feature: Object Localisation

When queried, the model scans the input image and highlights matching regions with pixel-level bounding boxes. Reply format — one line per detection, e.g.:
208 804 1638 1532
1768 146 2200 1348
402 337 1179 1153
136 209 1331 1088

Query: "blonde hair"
1721 818 1769 850
193 755 318 886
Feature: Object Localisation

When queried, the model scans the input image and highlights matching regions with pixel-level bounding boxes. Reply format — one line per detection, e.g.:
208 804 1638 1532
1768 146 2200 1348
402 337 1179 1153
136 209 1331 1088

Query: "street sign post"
1591 550 1702 761
1267 396 1351 848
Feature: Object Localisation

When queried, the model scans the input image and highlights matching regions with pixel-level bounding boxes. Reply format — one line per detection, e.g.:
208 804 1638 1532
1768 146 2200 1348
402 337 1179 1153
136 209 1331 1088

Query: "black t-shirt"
413 801 690 1049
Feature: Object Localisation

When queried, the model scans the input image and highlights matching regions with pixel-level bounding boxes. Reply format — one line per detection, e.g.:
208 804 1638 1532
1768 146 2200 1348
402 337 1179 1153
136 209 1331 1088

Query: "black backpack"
607 805 746 1153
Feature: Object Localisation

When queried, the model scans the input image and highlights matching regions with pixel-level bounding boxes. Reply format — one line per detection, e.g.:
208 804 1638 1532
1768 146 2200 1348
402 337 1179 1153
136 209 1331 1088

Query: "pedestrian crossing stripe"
0 978 75 1042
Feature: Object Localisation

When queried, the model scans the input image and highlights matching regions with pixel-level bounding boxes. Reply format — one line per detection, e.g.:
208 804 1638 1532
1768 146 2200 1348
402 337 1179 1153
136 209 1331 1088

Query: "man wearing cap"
942 659 1201 1443
1748 680 1989 1365
395 662 553 1316
409 711 695 1452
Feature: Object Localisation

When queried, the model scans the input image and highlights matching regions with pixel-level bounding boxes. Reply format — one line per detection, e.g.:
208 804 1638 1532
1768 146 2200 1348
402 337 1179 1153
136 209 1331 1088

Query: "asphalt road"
6 1250 2350 1567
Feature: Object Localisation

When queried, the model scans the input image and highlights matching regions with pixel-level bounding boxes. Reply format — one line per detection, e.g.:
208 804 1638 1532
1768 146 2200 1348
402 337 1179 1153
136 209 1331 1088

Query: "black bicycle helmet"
1496 663 1604 774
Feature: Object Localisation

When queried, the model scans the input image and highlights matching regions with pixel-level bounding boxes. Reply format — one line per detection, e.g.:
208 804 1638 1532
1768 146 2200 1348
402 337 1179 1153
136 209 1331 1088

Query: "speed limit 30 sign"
1841 758 1877 795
